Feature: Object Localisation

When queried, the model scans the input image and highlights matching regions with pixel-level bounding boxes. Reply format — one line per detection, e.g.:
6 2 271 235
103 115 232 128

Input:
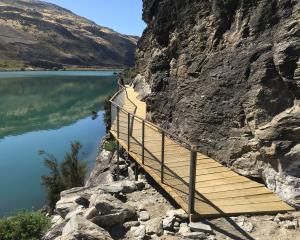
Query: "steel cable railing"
109 81 198 216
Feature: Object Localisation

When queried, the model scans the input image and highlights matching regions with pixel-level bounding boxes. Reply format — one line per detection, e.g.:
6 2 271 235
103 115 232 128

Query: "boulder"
130 225 146 239
123 221 140 230
56 186 104 218
182 232 207 239
56 195 80 218
188 222 212 233
282 220 299 229
86 149 113 187
83 206 99 220
139 211 150 221
43 221 67 240
88 192 137 227
51 215 64 225
145 218 163 236
166 209 188 221
61 216 112 240
178 224 191 236
100 180 138 194
74 196 89 208
64 206 85 221
162 216 175 230
274 213 294 222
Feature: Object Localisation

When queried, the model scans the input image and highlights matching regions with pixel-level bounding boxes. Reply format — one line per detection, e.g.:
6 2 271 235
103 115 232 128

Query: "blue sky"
46 0 146 36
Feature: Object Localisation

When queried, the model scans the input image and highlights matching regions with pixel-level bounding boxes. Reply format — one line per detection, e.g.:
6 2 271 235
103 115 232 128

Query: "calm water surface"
0 71 118 216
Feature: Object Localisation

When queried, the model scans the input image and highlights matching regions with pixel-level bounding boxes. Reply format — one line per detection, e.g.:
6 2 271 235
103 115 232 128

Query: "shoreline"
0 68 124 72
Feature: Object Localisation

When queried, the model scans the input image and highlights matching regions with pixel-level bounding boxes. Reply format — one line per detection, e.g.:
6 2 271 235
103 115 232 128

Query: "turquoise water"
0 71 118 216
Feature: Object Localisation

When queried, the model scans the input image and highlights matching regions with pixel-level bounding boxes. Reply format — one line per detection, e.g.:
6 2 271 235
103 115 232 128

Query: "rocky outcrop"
44 138 300 239
134 0 300 207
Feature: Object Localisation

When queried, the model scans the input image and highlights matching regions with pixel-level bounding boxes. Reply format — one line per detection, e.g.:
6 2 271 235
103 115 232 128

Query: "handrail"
110 78 198 215
109 79 198 151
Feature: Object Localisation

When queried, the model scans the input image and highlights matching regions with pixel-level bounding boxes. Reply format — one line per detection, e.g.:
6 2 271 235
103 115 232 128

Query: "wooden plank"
203 187 273 200
196 181 263 194
210 193 283 206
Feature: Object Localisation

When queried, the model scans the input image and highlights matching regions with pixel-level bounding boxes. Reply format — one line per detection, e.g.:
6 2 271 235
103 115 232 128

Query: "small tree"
104 94 113 132
40 152 64 210
60 142 86 188
40 141 87 211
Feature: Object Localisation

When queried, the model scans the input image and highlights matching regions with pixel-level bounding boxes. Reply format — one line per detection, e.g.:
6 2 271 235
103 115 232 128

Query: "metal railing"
109 82 198 216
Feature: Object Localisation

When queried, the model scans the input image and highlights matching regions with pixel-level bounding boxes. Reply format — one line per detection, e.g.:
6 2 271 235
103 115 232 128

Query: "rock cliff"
133 0 300 207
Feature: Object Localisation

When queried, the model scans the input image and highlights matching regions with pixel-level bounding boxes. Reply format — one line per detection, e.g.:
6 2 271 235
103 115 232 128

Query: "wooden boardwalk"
110 86 294 219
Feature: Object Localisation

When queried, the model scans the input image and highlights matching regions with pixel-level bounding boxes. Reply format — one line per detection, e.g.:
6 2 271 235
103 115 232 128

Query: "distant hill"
0 0 138 70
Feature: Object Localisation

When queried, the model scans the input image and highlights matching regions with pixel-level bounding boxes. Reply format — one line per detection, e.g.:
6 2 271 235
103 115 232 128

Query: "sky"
45 0 146 36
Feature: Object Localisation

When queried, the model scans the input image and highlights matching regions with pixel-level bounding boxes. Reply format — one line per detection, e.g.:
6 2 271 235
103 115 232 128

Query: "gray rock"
136 181 146 190
178 225 191 236
88 192 136 227
56 195 80 218
166 209 188 221
123 221 140 230
162 216 175 230
100 180 138 194
86 149 113 187
189 222 212 233
174 221 180 227
182 232 207 239
131 225 146 239
43 220 67 240
83 206 99 220
163 230 175 236
282 220 299 229
274 213 294 222
128 167 135 181
74 196 89 208
139 211 150 221
61 216 112 240
235 217 254 233
145 218 163 236
51 215 64 225
64 206 85 220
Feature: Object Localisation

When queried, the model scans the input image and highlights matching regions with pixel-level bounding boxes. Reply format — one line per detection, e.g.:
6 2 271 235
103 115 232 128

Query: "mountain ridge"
0 0 138 70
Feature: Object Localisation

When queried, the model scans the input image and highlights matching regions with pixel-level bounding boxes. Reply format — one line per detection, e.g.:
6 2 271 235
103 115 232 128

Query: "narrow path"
110 86 294 218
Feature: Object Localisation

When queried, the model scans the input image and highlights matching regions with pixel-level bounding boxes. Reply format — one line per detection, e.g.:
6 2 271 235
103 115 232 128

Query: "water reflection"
0 73 117 138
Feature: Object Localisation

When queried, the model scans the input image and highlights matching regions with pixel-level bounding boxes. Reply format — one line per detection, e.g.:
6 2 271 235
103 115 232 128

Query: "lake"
0 71 118 216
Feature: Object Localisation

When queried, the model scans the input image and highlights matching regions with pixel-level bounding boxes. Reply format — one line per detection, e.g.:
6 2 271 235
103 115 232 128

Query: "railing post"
188 149 197 217
116 142 120 180
142 120 145 165
117 106 120 139
135 162 139 181
161 131 165 183
127 112 130 151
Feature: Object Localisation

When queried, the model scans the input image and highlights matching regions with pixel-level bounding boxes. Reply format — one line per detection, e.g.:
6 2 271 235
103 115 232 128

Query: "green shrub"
103 94 113 132
104 140 117 152
0 210 51 240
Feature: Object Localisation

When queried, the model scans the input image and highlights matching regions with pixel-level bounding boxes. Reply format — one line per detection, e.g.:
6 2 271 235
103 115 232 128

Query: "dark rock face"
134 0 300 207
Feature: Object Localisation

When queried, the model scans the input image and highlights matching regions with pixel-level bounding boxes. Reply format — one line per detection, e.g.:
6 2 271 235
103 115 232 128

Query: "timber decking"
110 86 294 218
